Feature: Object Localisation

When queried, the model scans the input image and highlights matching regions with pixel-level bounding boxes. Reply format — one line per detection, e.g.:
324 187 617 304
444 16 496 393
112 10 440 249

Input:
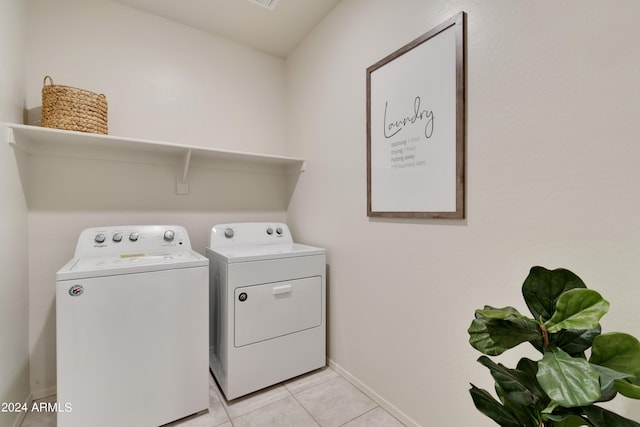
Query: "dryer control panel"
74 225 193 257
209 223 294 248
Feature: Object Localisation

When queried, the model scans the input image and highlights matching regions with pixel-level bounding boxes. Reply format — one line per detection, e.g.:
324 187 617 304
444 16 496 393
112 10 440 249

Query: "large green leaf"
537 347 601 407
516 358 539 378
545 289 609 333
591 364 633 397
590 332 640 377
469 312 542 356
547 414 591 427
494 382 541 427
556 417 591 427
582 404 640 427
614 379 640 399
550 325 601 356
522 266 586 321
516 358 549 402
475 306 531 320
477 356 545 407
597 387 618 403
469 384 522 427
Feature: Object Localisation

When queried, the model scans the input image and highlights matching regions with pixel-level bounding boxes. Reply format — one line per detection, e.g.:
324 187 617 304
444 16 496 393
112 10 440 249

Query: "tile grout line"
328 360 413 427
289 388 322 427
228 391 292 424
209 372 235 426
336 405 381 427
284 366 340 396
228 368 342 426
287 370 385 427
286 367 348 427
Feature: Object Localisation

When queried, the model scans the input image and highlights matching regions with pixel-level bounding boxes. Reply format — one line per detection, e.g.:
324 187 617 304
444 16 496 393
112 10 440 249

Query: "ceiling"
111 0 343 58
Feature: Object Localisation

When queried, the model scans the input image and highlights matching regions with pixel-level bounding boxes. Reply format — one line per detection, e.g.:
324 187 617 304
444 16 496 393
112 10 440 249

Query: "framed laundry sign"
366 12 466 219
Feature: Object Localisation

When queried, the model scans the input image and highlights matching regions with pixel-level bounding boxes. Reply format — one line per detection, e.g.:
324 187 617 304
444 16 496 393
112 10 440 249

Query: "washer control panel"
75 225 193 257
209 223 293 248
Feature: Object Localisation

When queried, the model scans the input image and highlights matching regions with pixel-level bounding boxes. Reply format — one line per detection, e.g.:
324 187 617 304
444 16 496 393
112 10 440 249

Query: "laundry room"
2 0 640 426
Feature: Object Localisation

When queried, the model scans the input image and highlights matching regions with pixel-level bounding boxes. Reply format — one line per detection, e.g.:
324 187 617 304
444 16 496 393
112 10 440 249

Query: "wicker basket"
41 76 108 135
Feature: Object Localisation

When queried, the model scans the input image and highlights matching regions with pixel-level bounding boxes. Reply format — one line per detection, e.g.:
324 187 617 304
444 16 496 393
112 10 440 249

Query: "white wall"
286 0 640 425
25 0 289 397
0 0 29 426
16 0 640 425
25 0 286 154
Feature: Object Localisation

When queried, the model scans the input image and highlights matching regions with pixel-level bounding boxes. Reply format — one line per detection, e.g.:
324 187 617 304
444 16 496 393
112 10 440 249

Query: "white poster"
367 12 465 218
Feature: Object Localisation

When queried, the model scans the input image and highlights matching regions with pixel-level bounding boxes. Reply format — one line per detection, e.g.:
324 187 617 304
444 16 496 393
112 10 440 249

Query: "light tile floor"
21 366 406 427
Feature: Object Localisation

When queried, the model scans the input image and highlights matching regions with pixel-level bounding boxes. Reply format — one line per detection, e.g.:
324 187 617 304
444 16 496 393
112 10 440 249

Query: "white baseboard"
24 365 419 425
328 359 420 427
10 393 32 427
9 387 57 427
30 386 56 401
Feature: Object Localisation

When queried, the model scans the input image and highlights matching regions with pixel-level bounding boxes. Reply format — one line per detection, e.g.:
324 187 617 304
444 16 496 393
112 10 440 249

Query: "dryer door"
234 276 322 347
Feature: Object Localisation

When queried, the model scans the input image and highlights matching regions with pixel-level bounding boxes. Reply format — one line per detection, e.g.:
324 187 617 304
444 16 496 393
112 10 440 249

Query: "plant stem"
536 346 552 427
540 323 549 349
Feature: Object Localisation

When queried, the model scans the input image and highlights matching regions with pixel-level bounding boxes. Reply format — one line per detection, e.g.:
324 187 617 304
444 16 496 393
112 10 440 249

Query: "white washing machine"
206 222 326 400
56 225 209 427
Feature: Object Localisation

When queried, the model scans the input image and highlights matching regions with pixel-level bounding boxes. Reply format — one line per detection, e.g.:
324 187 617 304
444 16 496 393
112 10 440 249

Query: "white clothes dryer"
206 223 326 400
56 225 208 427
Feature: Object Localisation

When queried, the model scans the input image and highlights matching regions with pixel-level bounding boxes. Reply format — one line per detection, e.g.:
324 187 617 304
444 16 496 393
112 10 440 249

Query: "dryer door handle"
272 285 292 295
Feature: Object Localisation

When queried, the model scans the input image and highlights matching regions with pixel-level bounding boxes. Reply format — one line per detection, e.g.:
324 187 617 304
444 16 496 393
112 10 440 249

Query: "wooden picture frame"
366 12 466 218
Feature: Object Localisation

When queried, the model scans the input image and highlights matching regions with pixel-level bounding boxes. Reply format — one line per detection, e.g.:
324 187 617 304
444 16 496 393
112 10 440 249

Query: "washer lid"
56 250 208 280
207 243 325 263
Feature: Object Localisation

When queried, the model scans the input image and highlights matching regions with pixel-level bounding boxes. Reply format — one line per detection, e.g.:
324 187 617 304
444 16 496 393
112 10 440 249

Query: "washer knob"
224 228 234 239
94 233 106 243
112 233 123 242
266 227 273 235
129 232 139 242
276 227 283 235
163 230 175 242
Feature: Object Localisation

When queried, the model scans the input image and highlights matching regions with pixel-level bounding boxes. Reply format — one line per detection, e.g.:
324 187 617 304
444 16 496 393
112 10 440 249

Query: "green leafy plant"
468 266 640 427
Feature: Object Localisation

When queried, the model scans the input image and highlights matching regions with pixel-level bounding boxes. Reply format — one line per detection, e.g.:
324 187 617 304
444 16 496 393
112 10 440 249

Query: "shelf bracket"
7 127 15 145
177 149 192 195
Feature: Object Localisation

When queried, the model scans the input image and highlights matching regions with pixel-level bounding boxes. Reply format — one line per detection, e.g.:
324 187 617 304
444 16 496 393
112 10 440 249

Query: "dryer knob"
94 233 106 244
266 227 273 235
129 232 139 242
276 227 283 235
224 228 234 239
163 230 175 242
112 233 123 242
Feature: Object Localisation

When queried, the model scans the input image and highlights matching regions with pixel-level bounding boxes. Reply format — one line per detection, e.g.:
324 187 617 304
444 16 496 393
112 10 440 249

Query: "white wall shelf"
6 124 306 195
